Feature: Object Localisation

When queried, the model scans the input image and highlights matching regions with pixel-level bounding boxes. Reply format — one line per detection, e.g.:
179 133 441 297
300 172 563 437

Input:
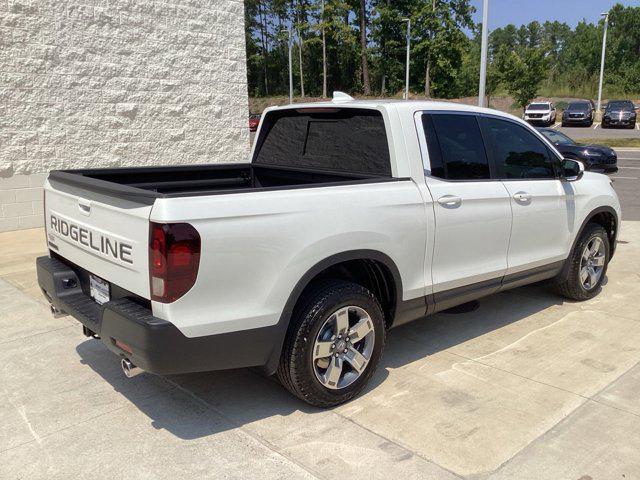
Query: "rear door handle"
437 195 462 208
513 192 532 203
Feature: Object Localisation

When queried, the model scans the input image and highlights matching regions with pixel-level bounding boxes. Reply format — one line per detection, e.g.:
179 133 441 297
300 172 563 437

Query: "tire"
555 223 610 301
277 280 386 407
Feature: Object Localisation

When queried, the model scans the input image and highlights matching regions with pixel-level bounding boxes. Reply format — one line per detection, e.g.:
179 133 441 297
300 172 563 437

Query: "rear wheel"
555 223 610 301
277 280 386 407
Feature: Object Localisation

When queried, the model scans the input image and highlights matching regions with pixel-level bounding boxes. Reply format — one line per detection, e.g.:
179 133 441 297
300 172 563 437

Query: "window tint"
254 109 391 176
422 113 490 180
484 118 556 179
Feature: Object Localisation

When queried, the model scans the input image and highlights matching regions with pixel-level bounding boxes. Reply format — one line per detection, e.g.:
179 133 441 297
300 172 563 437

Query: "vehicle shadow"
75 282 575 440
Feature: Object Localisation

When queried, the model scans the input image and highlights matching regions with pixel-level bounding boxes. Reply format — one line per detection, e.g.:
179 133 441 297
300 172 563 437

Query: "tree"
357 0 372 95
500 48 546 108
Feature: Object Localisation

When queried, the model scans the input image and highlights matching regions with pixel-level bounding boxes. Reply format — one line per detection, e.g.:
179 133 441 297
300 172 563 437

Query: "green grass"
577 138 640 148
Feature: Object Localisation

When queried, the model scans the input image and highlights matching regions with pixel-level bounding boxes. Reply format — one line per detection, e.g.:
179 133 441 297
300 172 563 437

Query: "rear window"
253 108 391 176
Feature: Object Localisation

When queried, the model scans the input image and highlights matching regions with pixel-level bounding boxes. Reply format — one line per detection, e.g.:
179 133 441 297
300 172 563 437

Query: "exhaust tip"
121 358 143 378
50 304 67 318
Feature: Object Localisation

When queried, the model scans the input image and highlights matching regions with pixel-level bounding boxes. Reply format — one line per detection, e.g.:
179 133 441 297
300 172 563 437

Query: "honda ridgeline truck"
37 93 621 407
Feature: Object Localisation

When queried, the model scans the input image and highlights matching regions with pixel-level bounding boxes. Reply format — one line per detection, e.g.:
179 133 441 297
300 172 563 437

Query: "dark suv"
602 100 637 129
562 100 594 127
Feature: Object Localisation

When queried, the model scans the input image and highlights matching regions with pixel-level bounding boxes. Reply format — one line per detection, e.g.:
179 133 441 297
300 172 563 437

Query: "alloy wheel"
312 306 375 390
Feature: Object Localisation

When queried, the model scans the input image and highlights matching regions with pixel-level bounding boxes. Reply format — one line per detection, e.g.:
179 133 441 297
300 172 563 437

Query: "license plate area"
89 274 110 305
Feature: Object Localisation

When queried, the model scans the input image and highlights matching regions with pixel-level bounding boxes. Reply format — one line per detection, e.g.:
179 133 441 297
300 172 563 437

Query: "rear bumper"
36 256 281 375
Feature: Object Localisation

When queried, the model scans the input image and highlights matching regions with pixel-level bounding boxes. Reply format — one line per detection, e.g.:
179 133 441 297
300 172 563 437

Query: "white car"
37 94 621 407
524 101 557 126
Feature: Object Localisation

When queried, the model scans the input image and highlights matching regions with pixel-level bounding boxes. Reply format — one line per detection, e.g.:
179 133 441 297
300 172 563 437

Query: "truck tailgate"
44 179 152 299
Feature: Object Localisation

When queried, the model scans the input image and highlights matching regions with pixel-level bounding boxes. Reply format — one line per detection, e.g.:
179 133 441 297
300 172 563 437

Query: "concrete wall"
0 0 249 232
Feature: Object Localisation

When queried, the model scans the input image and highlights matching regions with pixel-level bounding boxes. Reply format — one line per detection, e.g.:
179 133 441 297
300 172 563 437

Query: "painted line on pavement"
618 166 640 170
612 176 639 180
618 157 640 161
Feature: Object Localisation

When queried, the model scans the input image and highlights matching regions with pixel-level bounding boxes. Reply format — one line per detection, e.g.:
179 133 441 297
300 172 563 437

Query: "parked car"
37 95 621 407
602 100 637 129
249 114 261 132
562 100 594 127
537 128 618 174
523 101 557 126
249 113 261 132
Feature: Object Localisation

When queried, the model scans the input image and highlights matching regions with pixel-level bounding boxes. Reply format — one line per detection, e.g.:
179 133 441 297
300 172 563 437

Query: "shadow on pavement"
75 282 570 439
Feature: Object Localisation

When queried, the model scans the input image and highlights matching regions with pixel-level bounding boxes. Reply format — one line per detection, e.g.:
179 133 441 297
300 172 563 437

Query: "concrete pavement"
1 221 640 479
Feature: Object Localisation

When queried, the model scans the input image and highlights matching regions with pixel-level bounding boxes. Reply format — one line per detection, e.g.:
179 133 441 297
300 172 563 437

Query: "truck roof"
265 92 519 122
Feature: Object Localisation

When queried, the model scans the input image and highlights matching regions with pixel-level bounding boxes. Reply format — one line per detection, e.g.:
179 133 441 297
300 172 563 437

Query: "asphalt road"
611 148 640 221
553 122 640 140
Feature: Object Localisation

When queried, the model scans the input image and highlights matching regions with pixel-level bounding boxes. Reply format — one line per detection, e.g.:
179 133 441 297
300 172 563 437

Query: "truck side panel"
150 180 429 338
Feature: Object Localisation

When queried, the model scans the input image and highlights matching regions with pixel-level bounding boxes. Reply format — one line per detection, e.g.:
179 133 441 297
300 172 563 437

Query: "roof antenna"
332 91 354 103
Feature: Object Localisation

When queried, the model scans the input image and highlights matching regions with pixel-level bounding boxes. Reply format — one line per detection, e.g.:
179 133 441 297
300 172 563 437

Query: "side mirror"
562 158 585 182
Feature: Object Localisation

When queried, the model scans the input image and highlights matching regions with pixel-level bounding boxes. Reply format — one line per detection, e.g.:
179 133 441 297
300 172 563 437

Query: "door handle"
437 195 462 208
513 192 532 203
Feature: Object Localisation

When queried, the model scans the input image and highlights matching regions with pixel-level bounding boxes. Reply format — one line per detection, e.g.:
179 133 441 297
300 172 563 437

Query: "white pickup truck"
37 95 621 407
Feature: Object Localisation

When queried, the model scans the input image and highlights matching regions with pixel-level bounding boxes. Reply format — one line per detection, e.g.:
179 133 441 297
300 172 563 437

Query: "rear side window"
422 113 490 180
253 109 391 176
483 117 556 179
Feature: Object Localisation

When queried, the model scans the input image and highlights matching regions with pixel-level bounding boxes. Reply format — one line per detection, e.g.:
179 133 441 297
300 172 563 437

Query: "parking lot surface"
610 149 640 221
1 161 640 479
555 122 640 140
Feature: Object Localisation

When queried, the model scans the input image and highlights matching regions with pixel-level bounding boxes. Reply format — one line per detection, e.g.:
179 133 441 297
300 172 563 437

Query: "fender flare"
556 206 619 283
261 249 403 375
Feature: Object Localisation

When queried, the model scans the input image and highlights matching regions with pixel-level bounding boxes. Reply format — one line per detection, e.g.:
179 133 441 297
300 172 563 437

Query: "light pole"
478 0 489 107
283 28 294 104
402 18 411 100
596 11 609 114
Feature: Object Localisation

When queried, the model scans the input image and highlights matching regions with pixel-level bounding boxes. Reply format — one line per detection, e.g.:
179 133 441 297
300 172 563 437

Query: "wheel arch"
262 250 402 375
557 206 619 284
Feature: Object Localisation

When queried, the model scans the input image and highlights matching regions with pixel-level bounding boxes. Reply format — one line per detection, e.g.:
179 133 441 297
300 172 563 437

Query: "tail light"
149 222 200 303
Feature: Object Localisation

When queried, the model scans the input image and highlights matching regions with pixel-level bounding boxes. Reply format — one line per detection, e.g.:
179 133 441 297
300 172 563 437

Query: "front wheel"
277 280 386 407
555 223 610 301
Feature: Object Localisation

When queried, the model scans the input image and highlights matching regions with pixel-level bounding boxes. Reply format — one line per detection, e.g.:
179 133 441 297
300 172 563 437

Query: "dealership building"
0 0 249 232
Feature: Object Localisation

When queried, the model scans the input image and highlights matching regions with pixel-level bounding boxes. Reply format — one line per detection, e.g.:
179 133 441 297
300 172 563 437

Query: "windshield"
606 101 634 111
566 102 590 111
541 130 575 146
527 103 550 111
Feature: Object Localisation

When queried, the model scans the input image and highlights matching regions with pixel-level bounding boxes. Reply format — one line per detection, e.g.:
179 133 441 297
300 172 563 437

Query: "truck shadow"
75 282 579 440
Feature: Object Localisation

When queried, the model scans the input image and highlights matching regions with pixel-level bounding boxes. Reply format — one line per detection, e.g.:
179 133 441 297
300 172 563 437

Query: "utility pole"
478 0 489 107
596 11 609 114
402 18 411 100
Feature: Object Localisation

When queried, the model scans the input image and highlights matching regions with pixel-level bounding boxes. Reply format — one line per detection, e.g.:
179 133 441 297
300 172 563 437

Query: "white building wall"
0 0 249 232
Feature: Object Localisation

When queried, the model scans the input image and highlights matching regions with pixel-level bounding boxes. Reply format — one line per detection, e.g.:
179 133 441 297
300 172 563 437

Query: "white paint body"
43 100 621 339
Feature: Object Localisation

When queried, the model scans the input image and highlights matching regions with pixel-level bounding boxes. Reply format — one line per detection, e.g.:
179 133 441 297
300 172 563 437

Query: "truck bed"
48 163 395 205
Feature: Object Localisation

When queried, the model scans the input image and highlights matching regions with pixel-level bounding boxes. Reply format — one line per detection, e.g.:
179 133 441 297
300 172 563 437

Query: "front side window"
422 113 490 180
484 118 557 179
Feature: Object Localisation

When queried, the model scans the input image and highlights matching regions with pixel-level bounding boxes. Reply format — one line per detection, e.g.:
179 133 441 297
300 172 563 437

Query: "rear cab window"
253 108 392 177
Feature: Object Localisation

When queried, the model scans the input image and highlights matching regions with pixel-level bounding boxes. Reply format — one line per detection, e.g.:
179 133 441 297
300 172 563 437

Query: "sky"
469 0 638 29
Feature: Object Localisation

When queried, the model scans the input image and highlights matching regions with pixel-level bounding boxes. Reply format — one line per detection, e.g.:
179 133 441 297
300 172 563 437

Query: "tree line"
244 1 640 107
